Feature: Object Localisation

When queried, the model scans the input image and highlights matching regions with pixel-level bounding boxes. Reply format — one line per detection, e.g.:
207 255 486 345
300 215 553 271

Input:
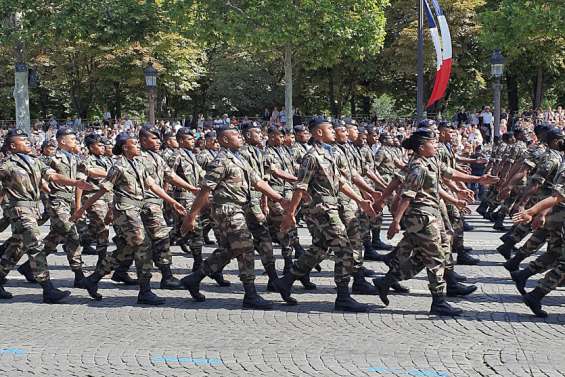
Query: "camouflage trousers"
532 210 565 293
387 211 446 294
338 201 364 272
446 202 464 252
483 187 499 209
359 211 383 244
525 209 565 275
37 194 50 226
141 200 173 267
267 193 298 258
174 195 203 258
0 204 51 283
200 204 256 283
291 204 353 285
43 198 82 271
84 197 110 253
95 206 152 279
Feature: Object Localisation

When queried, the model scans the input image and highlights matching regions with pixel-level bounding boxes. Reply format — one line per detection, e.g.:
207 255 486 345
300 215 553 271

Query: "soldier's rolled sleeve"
294 155 315 191
201 160 225 191
439 162 454 179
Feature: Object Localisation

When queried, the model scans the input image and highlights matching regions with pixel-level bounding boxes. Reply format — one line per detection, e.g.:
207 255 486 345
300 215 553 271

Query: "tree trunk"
113 81 122 118
13 12 30 134
534 66 543 109
284 45 293 129
506 72 518 124
328 68 338 117
350 90 357 117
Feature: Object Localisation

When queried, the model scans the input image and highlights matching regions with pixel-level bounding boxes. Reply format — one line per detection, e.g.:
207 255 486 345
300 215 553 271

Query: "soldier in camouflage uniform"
74 132 187 305
197 131 220 245
264 126 314 287
160 131 179 227
0 129 93 303
77 134 113 268
511 135 565 317
275 117 378 312
290 124 311 168
36 127 89 287
180 124 290 310
372 129 498 316
37 139 57 226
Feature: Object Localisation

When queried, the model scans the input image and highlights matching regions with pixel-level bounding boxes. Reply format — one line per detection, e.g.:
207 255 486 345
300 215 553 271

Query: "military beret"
344 118 357 127
241 122 262 133
379 132 391 143
333 120 346 130
365 125 377 134
139 124 161 139
41 138 57 149
215 123 238 136
438 121 455 130
84 133 103 147
5 128 28 139
112 132 136 155
267 125 283 134
418 119 435 128
56 127 76 139
545 127 563 143
357 126 367 134
293 124 307 133
204 131 217 140
176 127 194 139
102 137 113 146
308 116 330 132
162 131 176 139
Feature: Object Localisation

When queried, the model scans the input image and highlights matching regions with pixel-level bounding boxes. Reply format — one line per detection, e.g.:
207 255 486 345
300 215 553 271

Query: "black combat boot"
456 249 480 265
282 255 293 275
299 272 317 290
476 201 488 217
0 283 12 299
159 265 183 290
40 280 71 304
352 270 378 295
359 266 377 277
445 270 477 297
463 221 474 232
496 241 516 260
372 274 397 306
451 270 467 282
429 293 463 316
293 242 306 259
111 260 138 285
390 281 410 293
493 212 507 231
275 273 298 305
203 234 215 246
82 272 103 300
80 238 97 255
265 263 280 292
192 253 203 272
511 267 536 295
522 287 549 318
73 269 86 288
504 251 528 272
180 270 207 302
137 275 165 305
372 230 393 251
242 282 273 310
335 283 370 312
210 270 231 287
17 260 36 283
363 241 386 261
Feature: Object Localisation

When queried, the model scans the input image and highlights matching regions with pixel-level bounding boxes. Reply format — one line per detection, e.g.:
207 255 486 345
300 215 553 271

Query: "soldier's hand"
76 180 95 191
358 199 376 219
461 206 471 215
478 174 499 186
70 208 85 223
279 198 291 213
457 189 474 204
512 210 532 225
172 202 187 217
369 191 383 203
373 199 385 215
281 214 296 233
387 220 401 239
531 214 546 230
181 214 197 234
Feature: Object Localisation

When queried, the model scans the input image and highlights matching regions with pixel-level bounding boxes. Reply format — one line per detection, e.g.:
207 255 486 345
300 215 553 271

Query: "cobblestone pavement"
1 210 564 377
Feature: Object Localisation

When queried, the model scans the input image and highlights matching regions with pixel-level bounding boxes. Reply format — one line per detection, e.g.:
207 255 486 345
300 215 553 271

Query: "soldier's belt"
115 197 144 208
49 192 74 201
9 200 41 209
310 196 338 205
144 198 164 205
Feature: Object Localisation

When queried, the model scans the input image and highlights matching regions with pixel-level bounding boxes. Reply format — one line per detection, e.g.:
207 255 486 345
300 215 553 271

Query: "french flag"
426 0 452 108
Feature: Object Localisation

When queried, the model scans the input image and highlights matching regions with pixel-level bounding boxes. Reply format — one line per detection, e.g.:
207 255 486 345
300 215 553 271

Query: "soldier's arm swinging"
181 187 211 234
280 189 305 232
85 167 108 179
168 173 200 194
71 188 108 222
145 177 186 216
512 194 563 224
387 196 410 239
271 168 298 183
253 180 286 204
339 183 376 218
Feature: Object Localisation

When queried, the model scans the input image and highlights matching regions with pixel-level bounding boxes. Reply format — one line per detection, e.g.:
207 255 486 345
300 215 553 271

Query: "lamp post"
490 50 504 143
416 0 424 120
144 62 157 125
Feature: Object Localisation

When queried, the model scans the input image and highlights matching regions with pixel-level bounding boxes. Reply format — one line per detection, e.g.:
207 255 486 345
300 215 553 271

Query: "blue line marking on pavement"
368 367 448 376
152 356 223 366
0 348 27 356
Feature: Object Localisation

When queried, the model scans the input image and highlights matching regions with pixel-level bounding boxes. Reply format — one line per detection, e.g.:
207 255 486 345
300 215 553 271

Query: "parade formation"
0 116 563 319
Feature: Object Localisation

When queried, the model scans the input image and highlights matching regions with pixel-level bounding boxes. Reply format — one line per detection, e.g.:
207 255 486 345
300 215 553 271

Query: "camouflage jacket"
140 149 175 201
170 148 204 197
241 144 267 200
291 142 311 168
197 149 218 171
78 154 113 194
374 145 399 178
47 149 79 200
100 155 149 210
401 155 454 216
335 143 361 203
201 148 260 207
295 142 345 207
265 145 295 194
528 149 563 198
0 153 55 206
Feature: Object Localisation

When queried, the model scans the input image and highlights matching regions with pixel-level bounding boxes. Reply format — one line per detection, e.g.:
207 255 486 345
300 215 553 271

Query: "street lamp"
490 50 504 142
144 62 157 125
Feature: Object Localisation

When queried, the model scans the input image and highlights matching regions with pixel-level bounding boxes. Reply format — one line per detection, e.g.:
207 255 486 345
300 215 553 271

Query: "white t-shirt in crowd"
481 111 493 125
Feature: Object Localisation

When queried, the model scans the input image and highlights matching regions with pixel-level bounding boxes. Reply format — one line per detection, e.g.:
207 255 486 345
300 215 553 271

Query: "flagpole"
417 0 424 120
